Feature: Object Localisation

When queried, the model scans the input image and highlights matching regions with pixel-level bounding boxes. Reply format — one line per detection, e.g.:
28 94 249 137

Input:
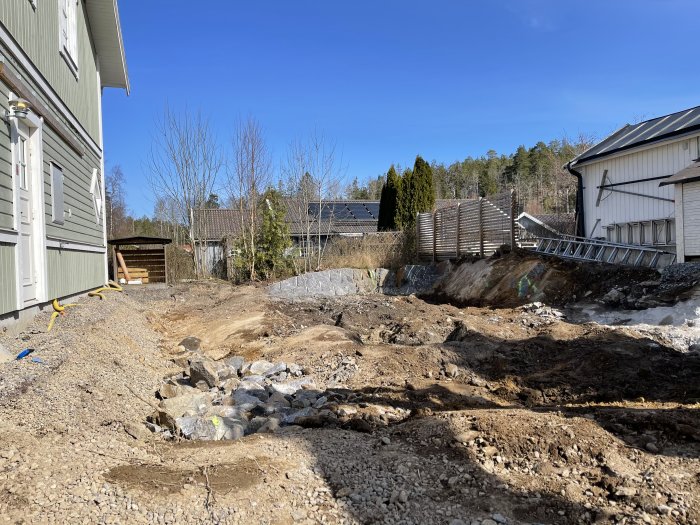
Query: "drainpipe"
566 161 585 238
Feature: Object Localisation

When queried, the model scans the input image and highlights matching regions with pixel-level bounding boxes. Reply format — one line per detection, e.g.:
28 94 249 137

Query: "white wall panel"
682 181 700 257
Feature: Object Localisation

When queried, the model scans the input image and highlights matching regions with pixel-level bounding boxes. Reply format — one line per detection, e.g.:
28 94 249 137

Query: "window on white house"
59 0 78 77
51 163 65 225
89 168 102 223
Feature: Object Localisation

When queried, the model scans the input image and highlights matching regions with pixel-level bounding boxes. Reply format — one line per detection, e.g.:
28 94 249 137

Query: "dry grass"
322 232 411 270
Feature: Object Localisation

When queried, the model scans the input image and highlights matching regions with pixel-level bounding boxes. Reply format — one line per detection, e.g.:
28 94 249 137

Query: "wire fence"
416 190 523 261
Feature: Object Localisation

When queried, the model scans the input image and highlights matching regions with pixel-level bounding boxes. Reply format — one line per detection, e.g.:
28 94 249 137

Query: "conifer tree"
256 188 292 279
396 156 435 230
397 168 413 229
412 155 435 214
377 165 400 231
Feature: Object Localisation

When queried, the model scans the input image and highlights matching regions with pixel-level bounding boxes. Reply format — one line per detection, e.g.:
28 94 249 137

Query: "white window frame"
89 168 102 223
50 162 65 225
58 0 79 78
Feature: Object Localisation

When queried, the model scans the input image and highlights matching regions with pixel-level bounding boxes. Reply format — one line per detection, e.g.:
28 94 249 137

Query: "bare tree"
282 130 344 271
105 165 128 239
147 106 222 277
225 117 272 280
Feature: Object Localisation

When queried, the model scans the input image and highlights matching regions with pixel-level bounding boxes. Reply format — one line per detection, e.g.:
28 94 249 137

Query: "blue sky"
103 0 700 216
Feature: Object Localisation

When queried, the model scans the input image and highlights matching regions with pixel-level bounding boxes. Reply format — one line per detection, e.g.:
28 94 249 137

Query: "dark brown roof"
659 159 700 186
191 209 243 240
108 236 172 245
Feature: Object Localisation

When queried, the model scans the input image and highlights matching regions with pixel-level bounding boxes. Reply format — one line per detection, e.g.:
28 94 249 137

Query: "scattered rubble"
151 352 409 441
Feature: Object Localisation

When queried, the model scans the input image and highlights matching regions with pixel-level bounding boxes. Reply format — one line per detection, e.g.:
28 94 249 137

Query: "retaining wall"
267 265 443 300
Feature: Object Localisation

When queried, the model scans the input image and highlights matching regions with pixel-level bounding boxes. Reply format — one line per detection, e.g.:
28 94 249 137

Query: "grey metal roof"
571 105 700 166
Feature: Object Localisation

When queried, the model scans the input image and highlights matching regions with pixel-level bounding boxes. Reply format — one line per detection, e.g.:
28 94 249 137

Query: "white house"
567 106 700 262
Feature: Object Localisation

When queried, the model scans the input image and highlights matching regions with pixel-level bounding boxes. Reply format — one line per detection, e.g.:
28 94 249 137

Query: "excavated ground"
0 277 698 525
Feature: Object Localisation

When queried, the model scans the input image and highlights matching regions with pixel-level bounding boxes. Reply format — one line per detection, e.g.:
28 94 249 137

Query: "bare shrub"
166 245 196 282
322 232 410 270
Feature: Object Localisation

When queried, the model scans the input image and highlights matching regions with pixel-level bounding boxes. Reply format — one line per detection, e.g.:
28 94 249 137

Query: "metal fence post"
478 197 484 257
432 211 437 262
415 216 420 259
510 189 517 250
455 203 461 258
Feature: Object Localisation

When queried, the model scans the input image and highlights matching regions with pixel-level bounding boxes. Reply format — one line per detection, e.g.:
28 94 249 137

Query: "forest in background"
347 135 595 215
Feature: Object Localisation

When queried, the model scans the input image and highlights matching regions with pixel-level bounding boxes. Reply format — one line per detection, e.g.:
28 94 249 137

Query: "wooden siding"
47 248 104 298
0 92 12 229
0 0 100 141
682 181 700 257
0 74 103 245
581 135 700 238
0 242 16 315
42 125 103 245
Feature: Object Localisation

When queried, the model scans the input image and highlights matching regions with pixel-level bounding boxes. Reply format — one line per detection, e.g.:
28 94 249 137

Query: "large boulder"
178 336 202 353
269 377 316 396
159 392 210 422
175 415 244 441
189 359 219 388
246 360 275 376
224 356 246 374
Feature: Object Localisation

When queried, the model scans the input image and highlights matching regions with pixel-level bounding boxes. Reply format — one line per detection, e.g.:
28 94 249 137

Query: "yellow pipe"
88 288 108 299
88 282 123 299
48 298 78 331
107 281 123 292
47 311 59 332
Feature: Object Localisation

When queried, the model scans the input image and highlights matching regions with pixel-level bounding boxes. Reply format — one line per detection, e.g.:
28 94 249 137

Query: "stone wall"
267 265 443 300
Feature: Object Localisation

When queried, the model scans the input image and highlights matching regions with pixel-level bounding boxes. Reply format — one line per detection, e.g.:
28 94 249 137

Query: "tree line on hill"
346 135 594 219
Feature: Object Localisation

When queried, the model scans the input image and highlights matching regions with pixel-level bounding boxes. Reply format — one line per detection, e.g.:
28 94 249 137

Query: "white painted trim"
573 130 700 169
45 237 106 253
0 22 102 158
0 229 18 244
96 62 108 283
675 184 685 263
9 105 47 309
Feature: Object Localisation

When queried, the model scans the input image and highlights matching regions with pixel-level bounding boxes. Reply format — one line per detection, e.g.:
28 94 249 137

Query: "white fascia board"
85 0 129 93
45 237 106 253
0 25 102 158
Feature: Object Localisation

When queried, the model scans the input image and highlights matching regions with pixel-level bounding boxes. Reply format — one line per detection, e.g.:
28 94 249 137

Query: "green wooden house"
0 0 128 325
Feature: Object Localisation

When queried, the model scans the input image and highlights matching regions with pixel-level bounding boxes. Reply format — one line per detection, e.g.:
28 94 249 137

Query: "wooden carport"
108 236 172 285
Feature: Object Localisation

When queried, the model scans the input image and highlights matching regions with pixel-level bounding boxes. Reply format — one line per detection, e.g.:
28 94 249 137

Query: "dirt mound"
430 251 665 307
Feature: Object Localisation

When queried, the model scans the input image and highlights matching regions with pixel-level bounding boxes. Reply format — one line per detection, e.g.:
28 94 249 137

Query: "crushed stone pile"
150 348 409 441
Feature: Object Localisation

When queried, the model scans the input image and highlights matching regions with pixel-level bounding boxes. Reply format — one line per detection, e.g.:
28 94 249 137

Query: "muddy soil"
0 280 698 524
429 251 696 309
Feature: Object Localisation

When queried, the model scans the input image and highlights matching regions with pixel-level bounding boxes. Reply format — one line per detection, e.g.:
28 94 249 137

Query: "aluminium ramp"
533 236 676 269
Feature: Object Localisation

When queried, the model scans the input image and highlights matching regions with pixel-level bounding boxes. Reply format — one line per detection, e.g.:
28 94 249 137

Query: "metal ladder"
533 235 676 269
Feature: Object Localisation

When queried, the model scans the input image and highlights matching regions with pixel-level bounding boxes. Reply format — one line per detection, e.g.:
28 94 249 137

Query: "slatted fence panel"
416 192 518 260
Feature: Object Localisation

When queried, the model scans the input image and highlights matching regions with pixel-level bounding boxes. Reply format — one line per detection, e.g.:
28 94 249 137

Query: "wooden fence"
416 191 521 261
